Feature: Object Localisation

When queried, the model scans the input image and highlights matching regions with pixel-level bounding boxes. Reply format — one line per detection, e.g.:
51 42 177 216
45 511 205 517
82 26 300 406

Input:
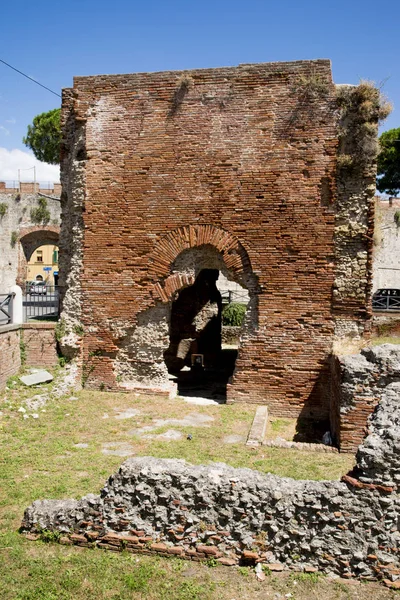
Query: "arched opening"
113 226 258 401
18 228 60 321
162 245 255 403
17 228 59 288
164 266 250 402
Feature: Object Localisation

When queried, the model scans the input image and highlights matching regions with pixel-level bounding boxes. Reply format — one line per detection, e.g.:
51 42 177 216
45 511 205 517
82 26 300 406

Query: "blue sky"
1 0 399 182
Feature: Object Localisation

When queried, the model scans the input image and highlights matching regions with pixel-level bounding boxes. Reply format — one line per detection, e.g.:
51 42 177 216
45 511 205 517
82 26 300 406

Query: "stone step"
246 405 268 446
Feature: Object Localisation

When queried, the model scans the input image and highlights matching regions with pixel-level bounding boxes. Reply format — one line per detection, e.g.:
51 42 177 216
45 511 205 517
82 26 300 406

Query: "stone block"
20 370 53 386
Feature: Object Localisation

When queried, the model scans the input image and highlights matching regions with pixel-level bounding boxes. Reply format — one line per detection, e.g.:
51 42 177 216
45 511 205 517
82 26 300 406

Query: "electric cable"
0 58 61 98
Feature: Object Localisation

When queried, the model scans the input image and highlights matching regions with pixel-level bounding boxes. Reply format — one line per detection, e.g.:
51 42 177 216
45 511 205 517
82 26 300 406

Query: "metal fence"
2 180 59 190
23 285 59 321
220 289 249 305
372 295 400 311
0 293 14 325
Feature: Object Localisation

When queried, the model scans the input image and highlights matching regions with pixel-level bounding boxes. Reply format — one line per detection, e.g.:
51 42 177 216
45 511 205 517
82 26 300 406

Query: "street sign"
43 267 52 272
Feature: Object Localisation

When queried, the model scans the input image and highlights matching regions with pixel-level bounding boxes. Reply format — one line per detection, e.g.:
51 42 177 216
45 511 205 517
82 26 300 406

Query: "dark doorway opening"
164 268 248 403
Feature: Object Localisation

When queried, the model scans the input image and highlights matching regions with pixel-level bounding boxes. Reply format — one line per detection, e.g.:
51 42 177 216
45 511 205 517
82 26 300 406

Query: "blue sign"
43 267 52 272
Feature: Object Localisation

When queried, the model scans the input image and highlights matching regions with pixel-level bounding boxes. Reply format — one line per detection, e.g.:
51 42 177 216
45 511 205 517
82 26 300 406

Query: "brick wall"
0 325 21 389
60 60 376 421
22 323 58 368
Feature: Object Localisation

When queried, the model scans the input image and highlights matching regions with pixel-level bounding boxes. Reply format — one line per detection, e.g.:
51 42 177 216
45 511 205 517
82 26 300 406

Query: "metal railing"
0 293 15 325
220 290 249 304
2 180 60 190
23 285 59 321
372 295 400 311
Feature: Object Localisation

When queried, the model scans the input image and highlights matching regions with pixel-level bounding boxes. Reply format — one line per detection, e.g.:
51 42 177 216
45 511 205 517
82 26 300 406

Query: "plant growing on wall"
30 197 50 225
54 319 66 342
0 203 8 218
169 75 193 115
10 231 18 248
336 81 392 186
222 303 247 327
295 70 330 99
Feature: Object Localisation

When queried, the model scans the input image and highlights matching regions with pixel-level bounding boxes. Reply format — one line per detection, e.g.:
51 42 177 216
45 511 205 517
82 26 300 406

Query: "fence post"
9 285 23 324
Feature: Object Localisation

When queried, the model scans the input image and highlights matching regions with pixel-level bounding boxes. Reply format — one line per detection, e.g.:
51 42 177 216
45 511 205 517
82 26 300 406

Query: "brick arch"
17 226 60 286
149 225 254 302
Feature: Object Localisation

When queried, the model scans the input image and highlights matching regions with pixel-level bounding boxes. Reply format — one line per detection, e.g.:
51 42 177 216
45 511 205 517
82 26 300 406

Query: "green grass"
0 370 396 599
370 336 400 346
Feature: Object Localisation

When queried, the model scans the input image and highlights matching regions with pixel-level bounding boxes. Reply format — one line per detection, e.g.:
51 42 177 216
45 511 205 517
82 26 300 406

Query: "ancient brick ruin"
59 60 382 431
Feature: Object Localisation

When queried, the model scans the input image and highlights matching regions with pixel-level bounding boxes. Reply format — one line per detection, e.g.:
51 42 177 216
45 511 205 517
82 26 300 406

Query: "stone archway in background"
17 226 60 286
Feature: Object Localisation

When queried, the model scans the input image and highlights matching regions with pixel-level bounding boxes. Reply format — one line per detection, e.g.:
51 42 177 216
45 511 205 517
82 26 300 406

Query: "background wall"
373 198 400 291
0 185 61 291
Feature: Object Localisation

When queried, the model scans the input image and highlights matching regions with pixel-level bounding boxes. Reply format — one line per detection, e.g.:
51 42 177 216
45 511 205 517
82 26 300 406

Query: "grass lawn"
0 368 397 599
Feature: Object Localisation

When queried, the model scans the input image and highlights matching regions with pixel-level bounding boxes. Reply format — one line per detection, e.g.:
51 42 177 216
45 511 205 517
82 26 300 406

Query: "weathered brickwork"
22 323 58 368
60 61 378 421
0 325 21 389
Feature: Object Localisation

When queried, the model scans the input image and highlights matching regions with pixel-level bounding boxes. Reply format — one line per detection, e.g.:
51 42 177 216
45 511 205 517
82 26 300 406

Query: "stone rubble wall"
355 382 400 488
333 83 382 340
221 326 241 345
331 344 400 453
21 453 400 581
57 88 86 363
372 314 400 338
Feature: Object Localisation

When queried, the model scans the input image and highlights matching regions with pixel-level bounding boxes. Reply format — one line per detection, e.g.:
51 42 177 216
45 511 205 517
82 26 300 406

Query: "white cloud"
0 126 10 136
5 118 16 124
0 147 60 183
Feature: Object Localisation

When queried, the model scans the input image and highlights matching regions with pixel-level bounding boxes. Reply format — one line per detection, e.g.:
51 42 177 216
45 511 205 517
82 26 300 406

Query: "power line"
0 58 61 98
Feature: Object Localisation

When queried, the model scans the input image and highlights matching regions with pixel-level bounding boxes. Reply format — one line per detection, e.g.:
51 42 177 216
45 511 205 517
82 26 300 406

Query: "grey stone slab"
20 371 53 386
114 408 140 420
143 429 183 441
247 406 268 446
101 442 134 457
223 434 246 444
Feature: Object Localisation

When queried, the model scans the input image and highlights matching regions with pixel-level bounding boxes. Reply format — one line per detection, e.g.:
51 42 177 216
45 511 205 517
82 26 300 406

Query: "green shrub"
54 319 66 342
0 203 8 218
30 197 50 225
222 302 247 327
20 336 27 365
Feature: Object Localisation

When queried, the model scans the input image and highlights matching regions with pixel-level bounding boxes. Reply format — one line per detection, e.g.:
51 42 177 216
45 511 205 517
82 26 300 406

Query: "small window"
36 250 43 263
52 249 58 264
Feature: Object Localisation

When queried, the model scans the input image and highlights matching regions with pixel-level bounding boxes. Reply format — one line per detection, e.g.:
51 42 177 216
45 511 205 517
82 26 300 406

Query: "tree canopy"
377 127 400 197
23 108 61 165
